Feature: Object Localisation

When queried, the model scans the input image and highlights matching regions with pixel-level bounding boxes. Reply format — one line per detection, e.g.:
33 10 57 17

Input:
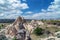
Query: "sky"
0 0 60 19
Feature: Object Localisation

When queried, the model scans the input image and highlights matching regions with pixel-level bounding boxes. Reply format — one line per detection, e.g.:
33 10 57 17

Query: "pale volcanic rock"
25 20 44 33
36 21 44 26
24 20 37 33
31 20 37 26
4 16 31 40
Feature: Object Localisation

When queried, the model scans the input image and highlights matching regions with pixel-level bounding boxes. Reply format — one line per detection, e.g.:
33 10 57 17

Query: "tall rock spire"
5 16 31 40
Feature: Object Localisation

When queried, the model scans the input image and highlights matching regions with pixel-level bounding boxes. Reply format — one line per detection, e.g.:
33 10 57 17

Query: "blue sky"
0 0 60 19
25 0 54 12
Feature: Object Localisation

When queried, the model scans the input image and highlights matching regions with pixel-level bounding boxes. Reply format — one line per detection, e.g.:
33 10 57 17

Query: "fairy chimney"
5 16 31 40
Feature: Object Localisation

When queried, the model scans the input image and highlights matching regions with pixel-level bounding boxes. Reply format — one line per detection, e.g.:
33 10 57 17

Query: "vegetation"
41 20 60 25
0 24 4 29
12 37 17 40
33 27 44 36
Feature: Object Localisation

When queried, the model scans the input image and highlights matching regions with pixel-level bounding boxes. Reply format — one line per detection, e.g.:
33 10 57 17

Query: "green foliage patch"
33 27 44 36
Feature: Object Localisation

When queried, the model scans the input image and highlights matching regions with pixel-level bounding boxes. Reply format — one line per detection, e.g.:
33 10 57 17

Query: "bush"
12 37 17 40
33 27 44 36
0 24 4 29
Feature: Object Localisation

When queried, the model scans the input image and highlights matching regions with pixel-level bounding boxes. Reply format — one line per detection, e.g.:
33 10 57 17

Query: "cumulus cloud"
27 0 60 19
25 11 33 14
0 0 29 19
0 0 60 19
47 0 60 12
0 13 4 17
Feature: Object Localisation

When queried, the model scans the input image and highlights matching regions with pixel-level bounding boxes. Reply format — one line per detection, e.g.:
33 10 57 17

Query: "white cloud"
0 13 4 16
4 0 29 10
5 14 20 19
7 0 20 3
25 11 33 14
22 0 26 2
20 3 29 9
41 9 46 12
20 0 60 20
28 0 60 19
47 0 60 12
0 0 60 19
0 0 5 4
0 0 29 19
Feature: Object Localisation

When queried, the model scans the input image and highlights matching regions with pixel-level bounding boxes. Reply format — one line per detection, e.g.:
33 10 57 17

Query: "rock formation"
0 35 8 40
5 16 31 40
23 20 37 33
25 20 44 33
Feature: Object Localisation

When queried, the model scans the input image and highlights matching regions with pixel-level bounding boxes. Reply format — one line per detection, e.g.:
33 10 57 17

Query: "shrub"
12 37 17 40
33 27 44 36
0 24 4 29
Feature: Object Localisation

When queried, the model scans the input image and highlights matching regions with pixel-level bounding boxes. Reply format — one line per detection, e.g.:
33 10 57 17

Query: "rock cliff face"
24 20 37 33
5 16 31 40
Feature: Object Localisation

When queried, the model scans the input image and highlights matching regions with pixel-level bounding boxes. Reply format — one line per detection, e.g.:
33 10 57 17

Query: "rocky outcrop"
24 20 44 33
0 35 8 40
23 20 37 33
5 16 31 40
